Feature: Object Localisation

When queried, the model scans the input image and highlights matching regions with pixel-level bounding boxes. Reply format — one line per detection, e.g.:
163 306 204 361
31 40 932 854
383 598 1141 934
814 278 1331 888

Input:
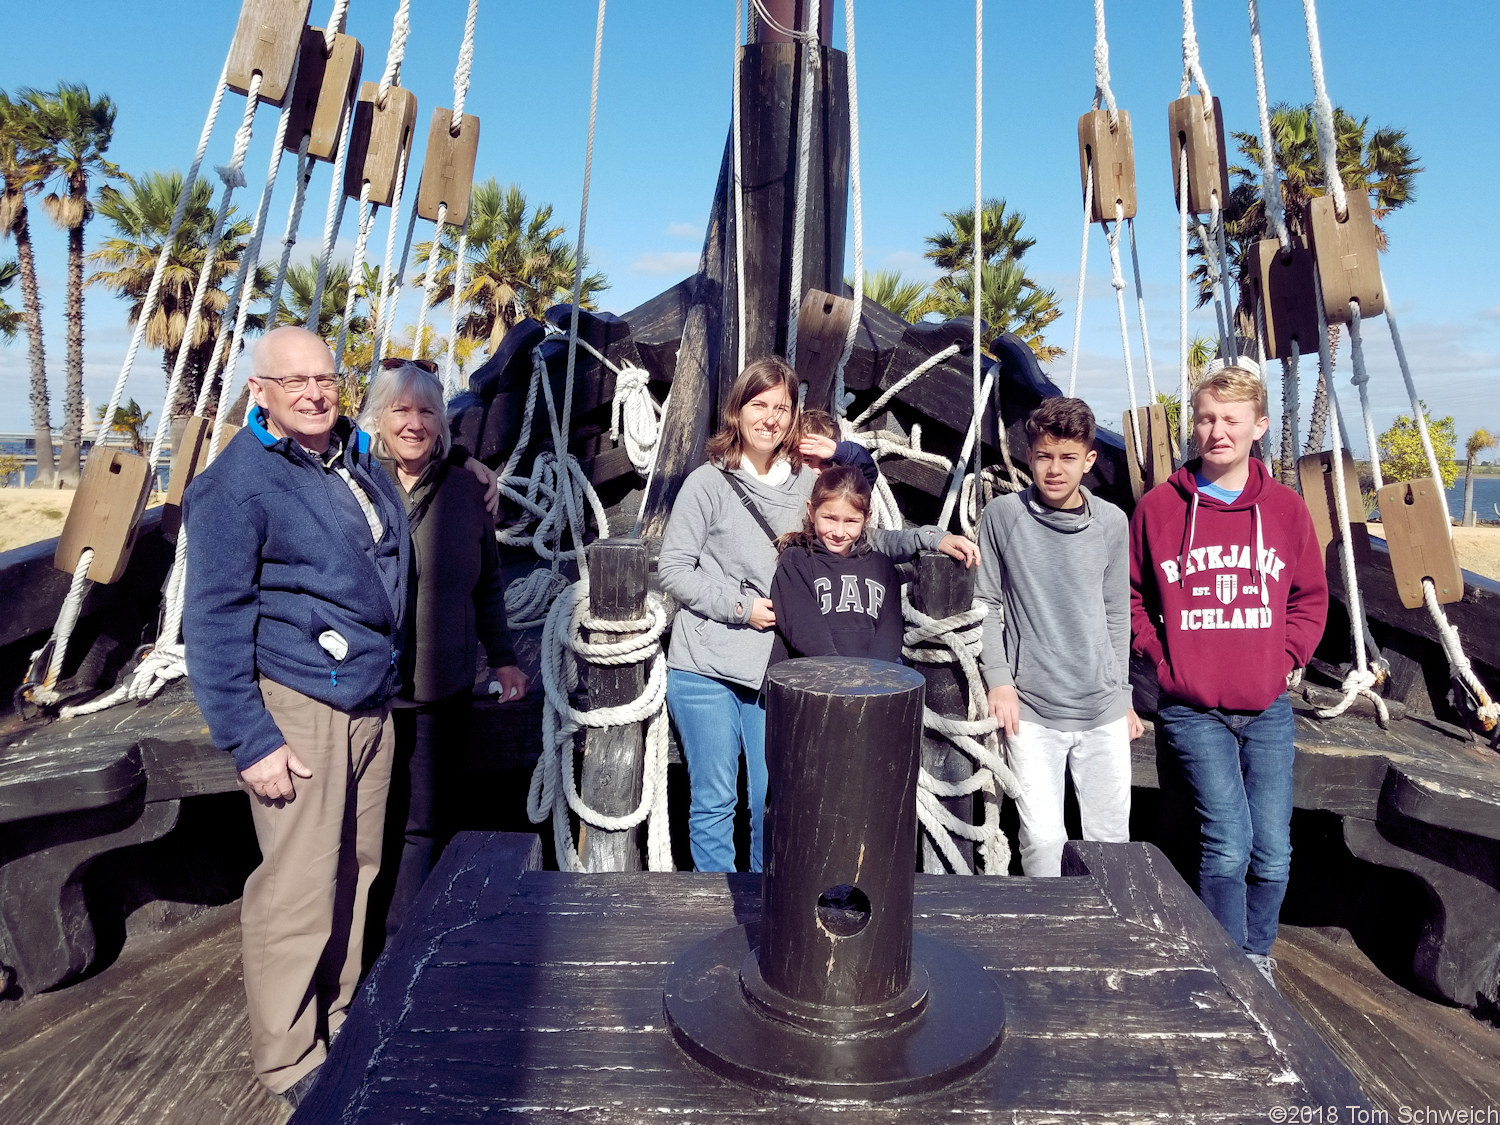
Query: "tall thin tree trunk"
56 220 85 484
13 208 54 486
1302 324 1341 455
1279 357 1299 488
1463 458 1477 527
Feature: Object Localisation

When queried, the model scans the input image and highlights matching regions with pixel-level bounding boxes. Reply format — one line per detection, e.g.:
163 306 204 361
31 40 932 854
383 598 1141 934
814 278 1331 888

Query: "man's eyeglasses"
380 357 439 374
259 373 339 393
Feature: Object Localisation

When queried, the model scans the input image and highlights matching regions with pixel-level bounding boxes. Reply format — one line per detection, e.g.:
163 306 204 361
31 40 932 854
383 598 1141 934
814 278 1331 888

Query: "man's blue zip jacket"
182 408 410 772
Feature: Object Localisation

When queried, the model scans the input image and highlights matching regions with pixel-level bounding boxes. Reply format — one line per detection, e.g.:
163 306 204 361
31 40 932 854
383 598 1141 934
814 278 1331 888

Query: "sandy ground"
0 488 163 554
1 488 1499 583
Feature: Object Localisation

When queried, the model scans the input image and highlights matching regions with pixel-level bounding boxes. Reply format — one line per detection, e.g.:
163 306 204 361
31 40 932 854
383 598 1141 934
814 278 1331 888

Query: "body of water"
1444 476 1500 522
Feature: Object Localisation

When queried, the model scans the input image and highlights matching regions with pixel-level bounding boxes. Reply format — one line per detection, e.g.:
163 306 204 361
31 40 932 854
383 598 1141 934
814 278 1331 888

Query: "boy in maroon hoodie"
1129 367 1327 985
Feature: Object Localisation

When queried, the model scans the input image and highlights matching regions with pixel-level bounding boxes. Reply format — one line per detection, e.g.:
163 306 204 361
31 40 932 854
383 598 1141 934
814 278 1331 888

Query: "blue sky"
3 0 1496 453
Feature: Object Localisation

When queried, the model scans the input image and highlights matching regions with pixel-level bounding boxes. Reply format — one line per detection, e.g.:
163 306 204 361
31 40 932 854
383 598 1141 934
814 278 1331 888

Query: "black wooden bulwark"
295 829 1368 1121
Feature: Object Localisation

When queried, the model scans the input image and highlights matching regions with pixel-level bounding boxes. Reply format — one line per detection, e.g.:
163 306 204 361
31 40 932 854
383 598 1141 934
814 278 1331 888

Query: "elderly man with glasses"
181 326 492 1105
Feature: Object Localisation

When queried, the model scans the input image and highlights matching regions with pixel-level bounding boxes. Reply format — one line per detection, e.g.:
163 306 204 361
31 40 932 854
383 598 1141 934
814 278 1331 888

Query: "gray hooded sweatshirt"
975 485 1131 730
660 460 941 690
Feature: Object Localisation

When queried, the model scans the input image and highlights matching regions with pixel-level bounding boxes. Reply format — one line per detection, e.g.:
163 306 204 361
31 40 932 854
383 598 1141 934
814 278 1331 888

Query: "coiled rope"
903 596 1019 876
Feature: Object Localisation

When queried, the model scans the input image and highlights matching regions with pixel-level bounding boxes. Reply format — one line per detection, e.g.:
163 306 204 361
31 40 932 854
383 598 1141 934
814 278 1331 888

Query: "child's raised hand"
798 434 838 463
937 533 980 568
748 597 777 631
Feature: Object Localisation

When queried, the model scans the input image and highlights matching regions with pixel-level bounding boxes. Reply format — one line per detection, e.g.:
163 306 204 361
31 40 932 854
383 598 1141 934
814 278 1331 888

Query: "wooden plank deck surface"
0 854 1496 1123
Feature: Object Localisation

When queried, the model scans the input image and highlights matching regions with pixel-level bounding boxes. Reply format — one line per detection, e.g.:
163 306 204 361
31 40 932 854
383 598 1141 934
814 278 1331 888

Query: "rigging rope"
1299 0 1348 219
527 583 674 873
1247 0 1291 250
1066 165 1094 397
902 596 1018 876
831 0 863 418
784 0 819 368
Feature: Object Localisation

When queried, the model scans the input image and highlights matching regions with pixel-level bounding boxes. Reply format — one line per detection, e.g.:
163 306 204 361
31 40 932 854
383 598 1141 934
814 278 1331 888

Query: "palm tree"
94 397 150 456
858 269 932 323
923 198 1063 362
276 260 369 342
0 259 21 340
24 84 119 483
89 170 255 418
0 91 55 485
1196 104 1421 463
1463 429 1497 527
415 180 608 357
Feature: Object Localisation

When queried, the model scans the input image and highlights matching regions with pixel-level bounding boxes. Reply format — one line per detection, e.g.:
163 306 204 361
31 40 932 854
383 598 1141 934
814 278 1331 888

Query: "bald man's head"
248 327 340 452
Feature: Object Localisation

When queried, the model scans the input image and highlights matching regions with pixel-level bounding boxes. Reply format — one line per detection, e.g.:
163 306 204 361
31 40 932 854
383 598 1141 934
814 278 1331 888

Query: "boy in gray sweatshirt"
975 397 1141 876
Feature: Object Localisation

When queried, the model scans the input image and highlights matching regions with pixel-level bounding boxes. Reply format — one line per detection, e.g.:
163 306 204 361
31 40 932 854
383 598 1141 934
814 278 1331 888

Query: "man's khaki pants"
242 679 393 1094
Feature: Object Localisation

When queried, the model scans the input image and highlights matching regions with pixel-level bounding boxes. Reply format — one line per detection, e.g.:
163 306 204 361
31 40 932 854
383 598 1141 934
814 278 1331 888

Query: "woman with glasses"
358 358 528 943
658 356 980 873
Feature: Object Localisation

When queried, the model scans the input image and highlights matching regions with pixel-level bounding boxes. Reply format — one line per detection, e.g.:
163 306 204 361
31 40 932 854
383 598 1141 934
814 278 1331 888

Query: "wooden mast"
635 0 851 537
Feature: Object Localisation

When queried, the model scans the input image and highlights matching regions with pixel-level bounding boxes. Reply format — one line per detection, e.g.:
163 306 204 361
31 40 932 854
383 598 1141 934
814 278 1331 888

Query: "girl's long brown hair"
775 464 873 553
705 356 802 470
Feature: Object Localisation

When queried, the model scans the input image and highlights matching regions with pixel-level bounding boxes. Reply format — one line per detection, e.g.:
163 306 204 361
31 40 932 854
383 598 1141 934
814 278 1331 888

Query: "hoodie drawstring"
1254 504 1269 607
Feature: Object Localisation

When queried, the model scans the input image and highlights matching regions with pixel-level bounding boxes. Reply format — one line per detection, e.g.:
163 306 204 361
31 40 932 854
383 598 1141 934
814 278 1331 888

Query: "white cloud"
630 251 700 277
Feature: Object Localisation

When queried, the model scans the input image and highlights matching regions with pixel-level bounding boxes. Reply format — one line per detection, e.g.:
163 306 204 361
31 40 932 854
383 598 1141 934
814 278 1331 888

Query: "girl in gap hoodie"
1129 456 1327 712
768 465 903 670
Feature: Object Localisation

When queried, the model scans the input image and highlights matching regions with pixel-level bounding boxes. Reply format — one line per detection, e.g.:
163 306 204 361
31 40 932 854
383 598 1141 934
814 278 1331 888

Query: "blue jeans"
666 669 767 873
1157 693 1294 956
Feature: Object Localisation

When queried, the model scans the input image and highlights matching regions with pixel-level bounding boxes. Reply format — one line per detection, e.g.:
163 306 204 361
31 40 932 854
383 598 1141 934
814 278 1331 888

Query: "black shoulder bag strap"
719 468 779 543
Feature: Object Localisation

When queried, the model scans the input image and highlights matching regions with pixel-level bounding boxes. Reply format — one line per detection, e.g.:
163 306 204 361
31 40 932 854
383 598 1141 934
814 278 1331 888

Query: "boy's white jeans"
1005 714 1132 877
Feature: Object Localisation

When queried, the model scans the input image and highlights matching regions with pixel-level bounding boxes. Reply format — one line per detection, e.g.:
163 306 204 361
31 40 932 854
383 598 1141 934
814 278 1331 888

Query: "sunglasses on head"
380 357 439 374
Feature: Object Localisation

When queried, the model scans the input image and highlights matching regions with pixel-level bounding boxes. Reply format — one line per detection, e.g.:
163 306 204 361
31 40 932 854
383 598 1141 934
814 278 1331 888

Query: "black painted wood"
761 658 925 1006
634 137 731 541
907 551 978 872
579 540 649 872
301 833 1371 1121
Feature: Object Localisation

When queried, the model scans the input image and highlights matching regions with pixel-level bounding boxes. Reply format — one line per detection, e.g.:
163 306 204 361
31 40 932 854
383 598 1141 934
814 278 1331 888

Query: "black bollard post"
663 657 1005 1100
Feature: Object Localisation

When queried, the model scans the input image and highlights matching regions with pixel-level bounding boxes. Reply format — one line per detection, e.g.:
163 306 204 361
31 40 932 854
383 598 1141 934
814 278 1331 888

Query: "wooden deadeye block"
1298 449 1369 559
344 82 418 207
284 27 363 161
1123 403 1173 502
1377 478 1463 609
415 108 480 225
1254 238 1321 360
793 288 855 415
226 0 313 106
1307 191 1385 323
1167 95 1229 215
1078 109 1137 222
54 449 153 585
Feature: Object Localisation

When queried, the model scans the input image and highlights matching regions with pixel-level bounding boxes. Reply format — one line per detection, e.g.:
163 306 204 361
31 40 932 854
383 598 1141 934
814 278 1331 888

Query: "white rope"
1066 165 1094 397
1104 203 1139 417
1383 281 1445 490
967 0 984 498
128 72 262 447
1347 303 1383 491
334 188 375 370
527 583 674 872
376 0 411 107
784 0 819 368
1178 144 1191 443
413 202 446 351
368 151 413 373
1247 0 1291 249
1212 197 1237 355
831 0 863 418
554 0 609 592
1194 214 1233 361
450 0 480 130
27 550 93 706
120 57 230 470
938 366 995 530
308 77 358 333
323 0 350 49
1178 0 1212 102
732 0 748 375
1299 0 1348 219
1126 217 1158 401
902 596 1017 875
1306 260 1387 724
442 221 472 395
748 0 817 42
1423 579 1500 731
1091 0 1119 128
850 343 960 429
609 365 664 475
263 133 315 328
